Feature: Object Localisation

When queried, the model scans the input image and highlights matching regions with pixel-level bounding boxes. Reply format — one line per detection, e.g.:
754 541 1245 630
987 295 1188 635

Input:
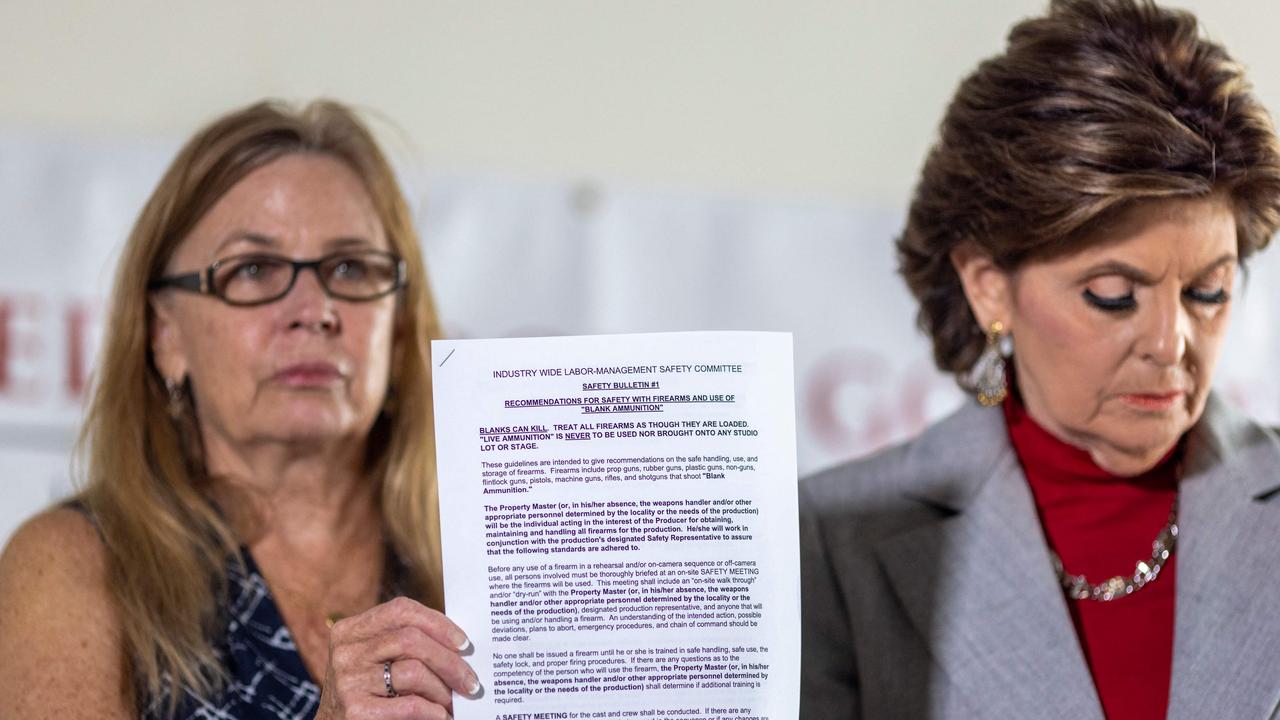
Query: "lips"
272 361 345 387
1118 391 1186 412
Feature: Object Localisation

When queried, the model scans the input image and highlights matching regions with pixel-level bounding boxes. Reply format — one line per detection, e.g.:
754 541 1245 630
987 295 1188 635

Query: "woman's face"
956 196 1238 475
151 154 398 454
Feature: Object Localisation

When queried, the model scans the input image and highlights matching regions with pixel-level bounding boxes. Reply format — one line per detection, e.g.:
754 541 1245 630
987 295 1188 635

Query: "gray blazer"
800 393 1280 719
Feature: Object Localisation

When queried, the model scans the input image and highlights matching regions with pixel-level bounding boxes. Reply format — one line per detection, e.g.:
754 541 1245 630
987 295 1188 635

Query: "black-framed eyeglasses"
148 250 407 307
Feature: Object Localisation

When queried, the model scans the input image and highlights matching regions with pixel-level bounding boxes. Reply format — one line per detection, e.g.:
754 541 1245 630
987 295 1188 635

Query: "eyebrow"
1080 252 1237 284
323 236 377 252
211 231 376 259
211 232 276 260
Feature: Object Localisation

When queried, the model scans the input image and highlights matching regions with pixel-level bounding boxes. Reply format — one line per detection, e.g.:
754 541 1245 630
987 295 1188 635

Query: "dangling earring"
165 376 186 419
966 321 1013 407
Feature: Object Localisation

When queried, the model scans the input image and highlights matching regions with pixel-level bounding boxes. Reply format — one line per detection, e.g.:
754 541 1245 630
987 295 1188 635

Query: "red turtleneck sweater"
1003 394 1178 720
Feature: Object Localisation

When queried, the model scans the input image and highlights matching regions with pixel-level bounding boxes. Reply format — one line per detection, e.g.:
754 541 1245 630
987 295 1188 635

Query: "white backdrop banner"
3 131 1280 544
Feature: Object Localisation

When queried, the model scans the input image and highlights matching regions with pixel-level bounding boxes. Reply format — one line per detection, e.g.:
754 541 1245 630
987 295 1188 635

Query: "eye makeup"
1082 282 1231 313
1183 286 1230 304
1081 272 1137 313
1082 288 1137 312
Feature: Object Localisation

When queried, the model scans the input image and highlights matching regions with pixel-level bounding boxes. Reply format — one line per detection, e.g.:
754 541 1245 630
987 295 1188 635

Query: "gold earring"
967 321 1013 407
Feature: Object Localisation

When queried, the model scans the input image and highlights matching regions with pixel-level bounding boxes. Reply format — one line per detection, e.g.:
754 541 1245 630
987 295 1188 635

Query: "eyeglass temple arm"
148 271 209 294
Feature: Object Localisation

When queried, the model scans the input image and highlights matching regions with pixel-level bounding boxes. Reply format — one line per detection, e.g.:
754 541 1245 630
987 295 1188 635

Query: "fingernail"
467 675 482 696
454 634 472 653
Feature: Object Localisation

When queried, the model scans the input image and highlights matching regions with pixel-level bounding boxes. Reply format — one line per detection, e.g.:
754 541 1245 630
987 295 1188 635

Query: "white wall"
6 1 1277 205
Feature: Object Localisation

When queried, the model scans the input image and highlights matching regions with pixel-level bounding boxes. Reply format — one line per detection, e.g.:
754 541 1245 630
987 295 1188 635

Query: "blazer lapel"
1167 395 1280 719
874 404 1104 719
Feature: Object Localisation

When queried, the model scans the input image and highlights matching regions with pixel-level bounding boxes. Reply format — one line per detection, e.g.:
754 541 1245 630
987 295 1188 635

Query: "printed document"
433 332 799 720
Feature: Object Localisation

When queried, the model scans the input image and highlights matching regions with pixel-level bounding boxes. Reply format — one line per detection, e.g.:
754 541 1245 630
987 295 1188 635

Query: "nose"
282 265 340 334
1136 291 1187 367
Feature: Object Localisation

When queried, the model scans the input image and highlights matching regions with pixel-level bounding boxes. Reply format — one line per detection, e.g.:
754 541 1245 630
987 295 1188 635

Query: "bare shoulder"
0 507 132 718
1 505 105 570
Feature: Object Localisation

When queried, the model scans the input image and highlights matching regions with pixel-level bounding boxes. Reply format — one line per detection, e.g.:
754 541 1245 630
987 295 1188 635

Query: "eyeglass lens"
213 252 400 304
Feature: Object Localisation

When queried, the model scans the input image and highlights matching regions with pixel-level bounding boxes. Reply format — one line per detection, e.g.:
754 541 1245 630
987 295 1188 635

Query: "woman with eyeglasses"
0 101 477 719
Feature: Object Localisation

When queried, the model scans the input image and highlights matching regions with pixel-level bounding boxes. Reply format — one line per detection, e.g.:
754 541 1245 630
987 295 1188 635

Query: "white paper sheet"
433 331 799 720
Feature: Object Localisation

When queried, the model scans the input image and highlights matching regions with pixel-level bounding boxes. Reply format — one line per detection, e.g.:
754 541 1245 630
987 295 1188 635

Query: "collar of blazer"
893 391 1280 513
871 391 1280 720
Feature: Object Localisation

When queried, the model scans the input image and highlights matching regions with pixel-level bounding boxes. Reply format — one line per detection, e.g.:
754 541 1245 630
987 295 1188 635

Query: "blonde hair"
76 99 443 708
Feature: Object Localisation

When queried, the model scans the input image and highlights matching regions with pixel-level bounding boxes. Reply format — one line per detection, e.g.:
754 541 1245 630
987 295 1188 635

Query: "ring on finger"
383 660 397 698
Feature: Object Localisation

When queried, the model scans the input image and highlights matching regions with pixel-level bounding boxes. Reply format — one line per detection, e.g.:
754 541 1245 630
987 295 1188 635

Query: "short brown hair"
898 0 1280 382
79 99 444 708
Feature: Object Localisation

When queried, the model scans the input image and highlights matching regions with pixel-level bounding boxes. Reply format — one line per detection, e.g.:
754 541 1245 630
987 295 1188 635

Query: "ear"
949 241 1014 332
149 295 189 384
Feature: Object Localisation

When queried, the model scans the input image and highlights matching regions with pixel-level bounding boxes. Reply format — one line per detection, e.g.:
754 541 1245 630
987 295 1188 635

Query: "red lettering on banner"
0 292 103 407
897 358 944 432
0 294 44 402
805 348 894 453
804 347 953 458
65 301 92 399
0 300 7 392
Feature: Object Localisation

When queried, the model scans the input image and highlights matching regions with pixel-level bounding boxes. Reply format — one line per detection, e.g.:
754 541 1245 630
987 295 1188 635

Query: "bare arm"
0 508 133 720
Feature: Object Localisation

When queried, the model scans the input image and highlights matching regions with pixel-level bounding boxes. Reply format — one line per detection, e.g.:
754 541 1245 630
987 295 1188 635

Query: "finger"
322 655 455 719
382 658 454 710
330 626 476 701
357 694 452 720
333 596 470 652
372 625 481 698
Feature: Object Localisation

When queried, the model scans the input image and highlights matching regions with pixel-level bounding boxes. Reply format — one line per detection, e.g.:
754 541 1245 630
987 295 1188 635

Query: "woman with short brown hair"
801 1 1280 717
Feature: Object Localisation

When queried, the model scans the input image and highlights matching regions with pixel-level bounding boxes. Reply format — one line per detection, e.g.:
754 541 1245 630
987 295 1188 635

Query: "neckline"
1002 391 1180 487
235 548 322 688
232 543 409 689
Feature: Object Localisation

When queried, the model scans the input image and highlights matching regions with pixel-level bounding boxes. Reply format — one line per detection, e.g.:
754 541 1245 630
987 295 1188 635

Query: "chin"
1098 417 1188 460
265 401 373 441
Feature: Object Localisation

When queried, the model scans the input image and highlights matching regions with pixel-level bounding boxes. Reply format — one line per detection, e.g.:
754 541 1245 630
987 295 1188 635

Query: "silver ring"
383 660 397 698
